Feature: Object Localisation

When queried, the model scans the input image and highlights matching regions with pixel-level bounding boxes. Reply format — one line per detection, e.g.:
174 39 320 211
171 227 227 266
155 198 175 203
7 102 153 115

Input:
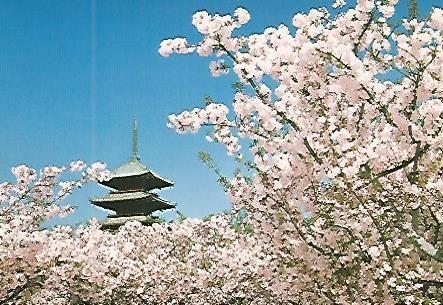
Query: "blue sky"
0 0 439 225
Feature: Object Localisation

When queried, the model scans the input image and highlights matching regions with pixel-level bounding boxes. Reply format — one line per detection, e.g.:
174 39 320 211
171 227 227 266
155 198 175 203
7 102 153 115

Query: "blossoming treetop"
163 0 443 302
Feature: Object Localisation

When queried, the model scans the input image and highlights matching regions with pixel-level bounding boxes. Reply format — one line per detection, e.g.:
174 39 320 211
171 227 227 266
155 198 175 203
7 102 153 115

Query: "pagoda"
90 120 175 229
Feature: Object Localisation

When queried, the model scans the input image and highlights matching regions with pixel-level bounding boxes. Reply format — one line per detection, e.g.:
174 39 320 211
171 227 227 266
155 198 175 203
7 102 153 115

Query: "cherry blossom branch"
353 10 375 54
347 186 395 268
371 143 429 182
217 43 322 164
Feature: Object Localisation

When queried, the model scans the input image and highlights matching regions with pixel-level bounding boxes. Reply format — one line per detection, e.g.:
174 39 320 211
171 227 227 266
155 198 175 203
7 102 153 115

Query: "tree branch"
217 43 322 164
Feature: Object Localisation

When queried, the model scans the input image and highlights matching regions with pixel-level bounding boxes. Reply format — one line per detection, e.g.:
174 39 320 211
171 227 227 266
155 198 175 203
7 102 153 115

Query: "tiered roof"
91 191 173 215
90 120 175 218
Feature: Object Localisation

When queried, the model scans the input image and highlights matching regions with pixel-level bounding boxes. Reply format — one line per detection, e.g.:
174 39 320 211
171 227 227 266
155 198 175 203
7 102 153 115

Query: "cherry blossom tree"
0 162 110 304
0 163 273 305
163 0 443 303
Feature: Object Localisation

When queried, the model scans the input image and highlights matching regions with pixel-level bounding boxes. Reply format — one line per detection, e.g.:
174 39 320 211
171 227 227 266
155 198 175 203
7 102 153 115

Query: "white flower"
209 60 229 77
333 0 346 9
368 246 381 259
69 160 86 172
42 166 63 177
86 162 110 182
234 7 250 25
158 38 194 57
416 237 437 256
11 165 36 184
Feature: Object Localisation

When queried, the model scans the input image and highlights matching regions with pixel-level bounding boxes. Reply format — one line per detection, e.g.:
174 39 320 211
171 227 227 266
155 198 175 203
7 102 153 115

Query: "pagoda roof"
90 191 175 216
111 159 151 178
100 159 174 191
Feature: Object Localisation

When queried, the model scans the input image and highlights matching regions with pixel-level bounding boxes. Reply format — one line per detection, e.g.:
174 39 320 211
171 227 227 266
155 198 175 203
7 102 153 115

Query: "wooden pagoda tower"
90 120 175 229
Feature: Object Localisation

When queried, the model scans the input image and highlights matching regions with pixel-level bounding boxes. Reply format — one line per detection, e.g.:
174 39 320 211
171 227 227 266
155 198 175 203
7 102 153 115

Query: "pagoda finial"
131 119 139 161
408 0 418 19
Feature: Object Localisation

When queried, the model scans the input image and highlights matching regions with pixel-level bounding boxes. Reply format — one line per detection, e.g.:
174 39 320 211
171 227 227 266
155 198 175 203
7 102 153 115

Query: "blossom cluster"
159 0 443 303
1 214 285 305
168 103 241 155
0 162 109 229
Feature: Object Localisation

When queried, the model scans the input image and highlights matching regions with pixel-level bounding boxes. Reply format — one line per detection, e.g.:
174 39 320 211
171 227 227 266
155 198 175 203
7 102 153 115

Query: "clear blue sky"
0 0 439 225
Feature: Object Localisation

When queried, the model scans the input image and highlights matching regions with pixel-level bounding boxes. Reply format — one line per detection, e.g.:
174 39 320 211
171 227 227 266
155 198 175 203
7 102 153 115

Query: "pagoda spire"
408 0 418 19
131 119 139 161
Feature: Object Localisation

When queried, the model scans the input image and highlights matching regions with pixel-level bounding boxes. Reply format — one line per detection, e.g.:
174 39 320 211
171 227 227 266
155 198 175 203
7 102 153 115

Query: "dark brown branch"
428 207 441 245
372 143 429 181
355 143 430 191
419 279 443 292
353 11 374 54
